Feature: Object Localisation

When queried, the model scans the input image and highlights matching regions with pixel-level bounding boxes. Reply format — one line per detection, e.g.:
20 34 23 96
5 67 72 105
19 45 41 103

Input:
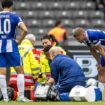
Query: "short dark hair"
43 45 52 53
1 0 13 8
41 34 59 45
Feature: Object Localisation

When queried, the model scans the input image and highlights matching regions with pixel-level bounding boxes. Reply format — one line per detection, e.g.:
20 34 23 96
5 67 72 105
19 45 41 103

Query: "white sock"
17 74 24 98
98 82 105 99
0 75 8 100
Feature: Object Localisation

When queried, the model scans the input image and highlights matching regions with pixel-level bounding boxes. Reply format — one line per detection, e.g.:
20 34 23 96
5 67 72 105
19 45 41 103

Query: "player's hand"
47 78 55 84
97 64 103 72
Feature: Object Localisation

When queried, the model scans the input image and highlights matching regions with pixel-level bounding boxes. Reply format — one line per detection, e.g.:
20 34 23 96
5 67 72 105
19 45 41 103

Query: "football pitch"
0 101 105 105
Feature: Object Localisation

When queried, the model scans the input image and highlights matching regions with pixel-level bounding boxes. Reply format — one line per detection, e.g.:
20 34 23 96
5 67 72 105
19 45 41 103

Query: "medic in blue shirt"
46 46 86 94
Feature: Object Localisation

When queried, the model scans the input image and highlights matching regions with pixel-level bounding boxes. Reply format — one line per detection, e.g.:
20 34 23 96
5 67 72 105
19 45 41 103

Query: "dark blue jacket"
50 54 86 93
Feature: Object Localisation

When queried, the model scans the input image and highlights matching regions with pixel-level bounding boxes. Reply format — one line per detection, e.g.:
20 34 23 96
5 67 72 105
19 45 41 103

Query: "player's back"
87 29 105 40
0 11 21 38
0 11 22 53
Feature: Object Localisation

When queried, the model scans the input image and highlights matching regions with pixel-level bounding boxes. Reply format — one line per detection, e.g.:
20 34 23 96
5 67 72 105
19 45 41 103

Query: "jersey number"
0 19 11 34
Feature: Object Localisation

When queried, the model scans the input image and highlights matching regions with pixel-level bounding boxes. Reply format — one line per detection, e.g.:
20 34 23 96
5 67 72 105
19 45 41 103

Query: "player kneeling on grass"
44 46 86 101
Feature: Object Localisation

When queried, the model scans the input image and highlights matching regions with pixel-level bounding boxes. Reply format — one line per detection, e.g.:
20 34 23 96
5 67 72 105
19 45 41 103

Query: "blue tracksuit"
85 29 105 66
50 54 86 93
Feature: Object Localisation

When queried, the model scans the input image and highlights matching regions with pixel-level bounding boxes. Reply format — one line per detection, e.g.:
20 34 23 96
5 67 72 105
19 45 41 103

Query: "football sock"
17 74 24 98
98 82 105 99
0 75 8 100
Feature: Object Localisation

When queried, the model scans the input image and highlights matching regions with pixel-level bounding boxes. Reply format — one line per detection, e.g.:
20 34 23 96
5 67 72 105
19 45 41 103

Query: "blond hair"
49 46 62 57
72 27 85 37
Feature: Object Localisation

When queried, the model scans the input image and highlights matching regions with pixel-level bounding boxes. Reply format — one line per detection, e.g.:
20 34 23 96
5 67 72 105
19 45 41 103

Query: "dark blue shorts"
0 51 22 67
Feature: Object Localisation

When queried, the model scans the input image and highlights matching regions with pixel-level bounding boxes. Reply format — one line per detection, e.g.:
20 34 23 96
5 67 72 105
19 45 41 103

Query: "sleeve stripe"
95 41 101 46
18 21 23 26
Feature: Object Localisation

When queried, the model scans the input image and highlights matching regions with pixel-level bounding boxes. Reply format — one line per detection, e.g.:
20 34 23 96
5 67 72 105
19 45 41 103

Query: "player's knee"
0 68 6 75
14 66 24 74
16 70 24 74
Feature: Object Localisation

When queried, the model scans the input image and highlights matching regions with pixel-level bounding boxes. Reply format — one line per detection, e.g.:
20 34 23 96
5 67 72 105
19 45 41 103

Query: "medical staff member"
47 46 86 94
9 34 40 91
40 35 66 83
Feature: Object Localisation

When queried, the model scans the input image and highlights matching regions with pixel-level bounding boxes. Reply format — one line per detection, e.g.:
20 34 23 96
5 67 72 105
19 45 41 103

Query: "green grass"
0 101 105 105
0 88 105 105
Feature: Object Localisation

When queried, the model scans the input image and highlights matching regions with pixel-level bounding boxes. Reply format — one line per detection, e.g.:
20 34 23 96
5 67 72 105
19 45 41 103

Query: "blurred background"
0 0 104 46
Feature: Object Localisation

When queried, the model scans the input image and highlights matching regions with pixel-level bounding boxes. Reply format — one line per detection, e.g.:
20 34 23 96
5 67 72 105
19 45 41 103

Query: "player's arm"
95 45 105 82
95 45 105 60
47 61 59 85
14 15 28 45
87 45 100 65
94 44 105 72
17 23 28 45
88 46 102 72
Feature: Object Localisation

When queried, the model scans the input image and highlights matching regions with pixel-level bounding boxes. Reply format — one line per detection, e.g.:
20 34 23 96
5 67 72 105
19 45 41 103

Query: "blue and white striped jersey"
0 11 23 53
85 29 105 47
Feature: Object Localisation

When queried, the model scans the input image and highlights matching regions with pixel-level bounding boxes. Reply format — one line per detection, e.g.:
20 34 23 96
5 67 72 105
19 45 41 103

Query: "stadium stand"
0 0 105 45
